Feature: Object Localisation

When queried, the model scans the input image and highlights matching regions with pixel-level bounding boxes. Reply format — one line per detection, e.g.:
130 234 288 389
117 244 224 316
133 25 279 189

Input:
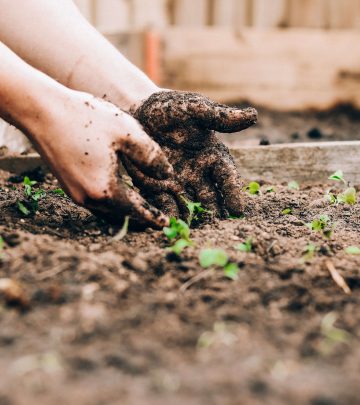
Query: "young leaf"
199 248 228 268
235 238 252 253
337 187 356 205
281 208 292 215
266 186 275 193
325 189 337 204
328 170 345 183
163 217 190 241
247 182 261 195
223 262 239 280
301 243 317 261
168 238 192 256
113 216 130 241
181 196 209 226
17 201 30 216
345 246 360 255
228 214 244 220
288 181 299 190
52 188 66 197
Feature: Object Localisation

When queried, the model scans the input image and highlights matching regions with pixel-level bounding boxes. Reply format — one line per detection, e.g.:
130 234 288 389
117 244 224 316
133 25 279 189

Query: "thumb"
206 105 258 133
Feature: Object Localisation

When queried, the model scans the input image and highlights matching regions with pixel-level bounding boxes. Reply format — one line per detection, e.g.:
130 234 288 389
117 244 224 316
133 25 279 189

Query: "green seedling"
163 217 190 241
306 214 335 239
246 181 261 195
52 188 66 197
235 238 253 253
288 181 299 190
199 248 239 280
228 214 245 220
17 176 46 216
301 243 317 262
281 207 292 215
113 216 130 241
181 196 210 226
325 189 337 205
337 187 356 205
345 246 360 255
320 312 351 354
163 217 192 256
266 186 275 193
328 170 346 184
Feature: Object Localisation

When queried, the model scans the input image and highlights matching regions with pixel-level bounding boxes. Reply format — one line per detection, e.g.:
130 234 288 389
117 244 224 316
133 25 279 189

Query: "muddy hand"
126 91 257 218
24 89 172 228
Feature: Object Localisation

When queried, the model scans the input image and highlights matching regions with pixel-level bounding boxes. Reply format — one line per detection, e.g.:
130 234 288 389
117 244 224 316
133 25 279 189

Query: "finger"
116 118 173 180
85 180 169 229
147 193 179 218
194 103 258 133
210 151 245 217
194 179 222 217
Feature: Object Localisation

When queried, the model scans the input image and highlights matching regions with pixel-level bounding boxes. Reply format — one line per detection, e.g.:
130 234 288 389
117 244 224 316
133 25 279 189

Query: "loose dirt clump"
0 172 360 405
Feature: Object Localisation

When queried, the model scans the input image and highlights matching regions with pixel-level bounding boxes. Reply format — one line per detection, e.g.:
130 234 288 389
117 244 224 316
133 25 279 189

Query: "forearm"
0 41 62 137
0 0 158 111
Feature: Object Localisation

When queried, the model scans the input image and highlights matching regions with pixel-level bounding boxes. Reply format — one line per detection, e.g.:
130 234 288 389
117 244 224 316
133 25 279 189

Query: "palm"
125 91 257 218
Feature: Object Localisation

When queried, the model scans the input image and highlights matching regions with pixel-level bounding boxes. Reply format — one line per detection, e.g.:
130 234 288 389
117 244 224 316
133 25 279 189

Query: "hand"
27 89 173 228
125 91 257 218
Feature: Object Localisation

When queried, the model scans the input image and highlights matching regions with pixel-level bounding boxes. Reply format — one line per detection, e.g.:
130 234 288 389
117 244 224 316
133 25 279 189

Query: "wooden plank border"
1 142 360 184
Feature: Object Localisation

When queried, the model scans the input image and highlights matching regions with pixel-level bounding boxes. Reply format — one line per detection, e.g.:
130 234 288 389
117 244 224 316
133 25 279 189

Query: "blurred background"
2 0 360 152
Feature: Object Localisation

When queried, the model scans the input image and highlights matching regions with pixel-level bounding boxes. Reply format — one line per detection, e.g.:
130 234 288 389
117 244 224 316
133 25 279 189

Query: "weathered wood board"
2 142 360 184
161 28 360 110
231 141 360 183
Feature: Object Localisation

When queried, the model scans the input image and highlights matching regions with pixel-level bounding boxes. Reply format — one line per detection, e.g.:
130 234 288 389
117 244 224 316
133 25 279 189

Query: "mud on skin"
126 91 257 219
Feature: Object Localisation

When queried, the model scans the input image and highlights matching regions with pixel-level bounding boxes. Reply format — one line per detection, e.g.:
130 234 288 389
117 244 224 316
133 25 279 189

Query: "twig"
179 269 214 294
325 260 351 295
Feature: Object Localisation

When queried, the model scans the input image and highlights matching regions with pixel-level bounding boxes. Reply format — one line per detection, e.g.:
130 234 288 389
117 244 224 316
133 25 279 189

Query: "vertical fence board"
173 0 208 26
252 0 288 28
130 0 169 29
328 0 360 28
288 0 327 28
212 0 236 27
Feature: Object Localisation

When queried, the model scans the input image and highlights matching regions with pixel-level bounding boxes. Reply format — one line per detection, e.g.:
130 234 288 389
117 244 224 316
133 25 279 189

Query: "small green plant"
246 181 261 195
306 214 335 239
337 187 356 205
328 170 346 184
17 176 46 216
163 217 192 255
52 188 66 197
345 246 360 255
266 186 275 193
281 207 292 215
301 243 317 262
235 238 253 253
288 181 299 190
181 196 209 226
228 214 244 220
199 248 239 280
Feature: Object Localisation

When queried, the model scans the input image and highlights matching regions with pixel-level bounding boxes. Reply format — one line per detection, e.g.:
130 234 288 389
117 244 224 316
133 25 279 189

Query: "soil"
1 171 360 405
222 104 360 147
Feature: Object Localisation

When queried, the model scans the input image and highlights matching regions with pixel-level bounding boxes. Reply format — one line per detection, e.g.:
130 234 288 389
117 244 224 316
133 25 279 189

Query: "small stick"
325 260 351 295
179 269 213 294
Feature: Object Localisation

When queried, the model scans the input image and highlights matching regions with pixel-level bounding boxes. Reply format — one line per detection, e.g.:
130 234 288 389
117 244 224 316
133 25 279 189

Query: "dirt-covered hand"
125 91 257 218
26 90 173 228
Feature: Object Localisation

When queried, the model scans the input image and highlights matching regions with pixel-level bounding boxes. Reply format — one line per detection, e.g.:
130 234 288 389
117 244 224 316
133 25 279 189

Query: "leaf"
328 170 345 183
345 246 360 255
113 216 130 241
17 201 30 216
247 182 260 195
181 196 209 226
337 187 356 205
199 248 228 268
52 188 66 197
288 181 299 190
266 186 275 193
163 217 190 241
228 214 244 220
235 238 252 253
281 208 292 215
168 238 192 256
32 189 46 202
301 243 317 261
325 190 337 204
223 263 239 280
23 176 37 186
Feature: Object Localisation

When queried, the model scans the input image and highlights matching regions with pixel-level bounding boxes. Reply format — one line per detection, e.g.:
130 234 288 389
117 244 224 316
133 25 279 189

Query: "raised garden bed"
0 169 359 404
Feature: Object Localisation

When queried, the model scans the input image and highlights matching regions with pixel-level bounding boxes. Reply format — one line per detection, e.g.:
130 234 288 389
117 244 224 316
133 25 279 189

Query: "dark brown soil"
223 104 360 147
1 171 360 405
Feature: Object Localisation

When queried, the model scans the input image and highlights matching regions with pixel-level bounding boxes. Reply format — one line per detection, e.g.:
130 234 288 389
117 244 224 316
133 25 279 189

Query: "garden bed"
0 169 360 405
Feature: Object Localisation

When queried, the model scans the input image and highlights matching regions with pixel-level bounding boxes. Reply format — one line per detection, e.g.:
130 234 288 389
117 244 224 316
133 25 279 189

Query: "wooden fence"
74 0 360 31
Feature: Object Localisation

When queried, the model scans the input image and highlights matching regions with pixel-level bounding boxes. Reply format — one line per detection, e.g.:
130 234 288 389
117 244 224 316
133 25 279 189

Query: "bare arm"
0 0 158 111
